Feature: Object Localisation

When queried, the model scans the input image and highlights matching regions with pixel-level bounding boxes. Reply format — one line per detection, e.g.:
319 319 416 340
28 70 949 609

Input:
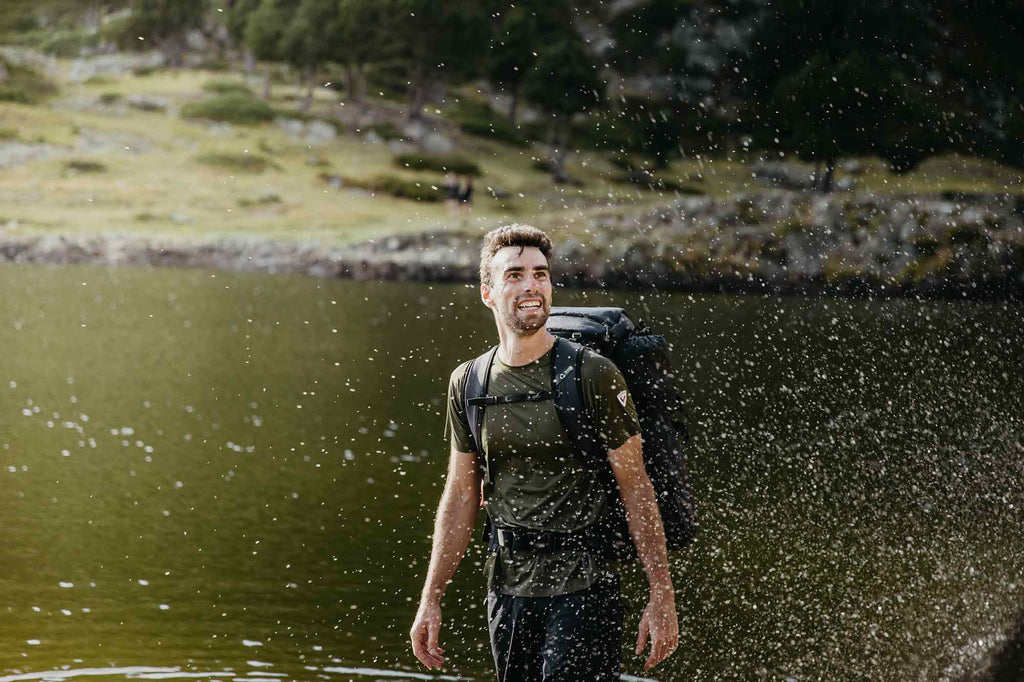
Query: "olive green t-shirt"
446 344 640 597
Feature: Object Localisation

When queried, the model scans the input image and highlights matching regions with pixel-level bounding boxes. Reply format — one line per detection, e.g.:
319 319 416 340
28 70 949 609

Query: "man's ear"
480 283 493 309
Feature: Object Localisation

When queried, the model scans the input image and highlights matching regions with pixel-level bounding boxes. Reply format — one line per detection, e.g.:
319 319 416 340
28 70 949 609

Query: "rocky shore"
2 190 1022 299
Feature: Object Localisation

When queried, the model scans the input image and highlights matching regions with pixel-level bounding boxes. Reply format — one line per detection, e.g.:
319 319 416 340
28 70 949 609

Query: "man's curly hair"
479 224 553 287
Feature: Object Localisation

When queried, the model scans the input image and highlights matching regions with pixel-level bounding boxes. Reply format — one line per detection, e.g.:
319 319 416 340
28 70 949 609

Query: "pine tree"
129 0 208 67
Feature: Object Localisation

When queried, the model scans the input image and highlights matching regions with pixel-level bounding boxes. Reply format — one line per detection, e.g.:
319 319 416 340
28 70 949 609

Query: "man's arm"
410 447 481 670
607 433 679 672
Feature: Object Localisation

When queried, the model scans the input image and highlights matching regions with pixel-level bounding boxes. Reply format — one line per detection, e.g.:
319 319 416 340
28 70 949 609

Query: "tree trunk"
821 157 836 193
355 62 367 114
263 64 271 100
549 119 569 183
300 64 314 113
162 33 185 68
508 87 519 126
409 62 431 121
243 51 255 77
344 64 357 105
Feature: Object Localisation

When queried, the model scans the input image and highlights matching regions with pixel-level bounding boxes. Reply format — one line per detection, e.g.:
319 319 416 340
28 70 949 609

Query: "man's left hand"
635 588 679 671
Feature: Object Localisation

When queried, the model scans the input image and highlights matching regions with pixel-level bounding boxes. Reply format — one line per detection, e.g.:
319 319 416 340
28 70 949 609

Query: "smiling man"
410 224 678 681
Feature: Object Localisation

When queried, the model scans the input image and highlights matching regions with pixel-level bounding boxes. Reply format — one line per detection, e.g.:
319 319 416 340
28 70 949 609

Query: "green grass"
181 92 275 125
0 60 1021 249
394 153 480 176
202 79 255 96
196 153 280 173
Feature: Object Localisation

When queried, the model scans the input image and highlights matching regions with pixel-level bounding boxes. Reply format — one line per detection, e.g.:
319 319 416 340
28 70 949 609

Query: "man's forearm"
419 481 479 604
620 473 673 593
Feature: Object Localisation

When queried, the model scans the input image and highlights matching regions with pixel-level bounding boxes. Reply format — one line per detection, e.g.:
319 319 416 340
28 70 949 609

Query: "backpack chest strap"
467 390 553 407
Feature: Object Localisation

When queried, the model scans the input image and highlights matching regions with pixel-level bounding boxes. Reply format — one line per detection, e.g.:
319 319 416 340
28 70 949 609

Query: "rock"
276 118 305 137
306 120 337 144
125 94 168 113
0 142 65 169
364 131 383 145
422 132 454 155
388 140 417 156
67 51 165 83
750 161 817 190
839 159 864 175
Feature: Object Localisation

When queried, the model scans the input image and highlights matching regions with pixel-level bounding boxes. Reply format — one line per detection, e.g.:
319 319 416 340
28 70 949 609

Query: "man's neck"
495 327 555 367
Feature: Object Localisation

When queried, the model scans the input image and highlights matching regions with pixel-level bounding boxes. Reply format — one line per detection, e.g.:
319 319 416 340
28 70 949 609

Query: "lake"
1 264 1021 681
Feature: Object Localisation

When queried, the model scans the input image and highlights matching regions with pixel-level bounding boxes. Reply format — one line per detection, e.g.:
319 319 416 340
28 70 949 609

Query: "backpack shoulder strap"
463 346 498 479
551 338 604 466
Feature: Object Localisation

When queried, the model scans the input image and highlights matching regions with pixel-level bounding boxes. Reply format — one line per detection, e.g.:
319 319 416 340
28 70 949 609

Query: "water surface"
1 265 1021 681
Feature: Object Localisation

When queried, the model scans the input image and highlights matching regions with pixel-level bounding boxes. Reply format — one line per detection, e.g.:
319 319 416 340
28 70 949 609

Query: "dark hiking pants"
486 572 624 682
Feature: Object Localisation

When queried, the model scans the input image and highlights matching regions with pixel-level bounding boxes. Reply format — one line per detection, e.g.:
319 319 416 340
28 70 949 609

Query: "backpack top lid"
545 307 636 354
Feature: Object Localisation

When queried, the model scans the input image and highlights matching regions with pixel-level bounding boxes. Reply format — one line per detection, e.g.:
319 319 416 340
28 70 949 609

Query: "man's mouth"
517 299 543 310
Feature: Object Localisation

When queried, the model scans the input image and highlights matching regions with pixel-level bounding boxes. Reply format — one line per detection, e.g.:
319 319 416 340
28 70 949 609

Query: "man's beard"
499 299 550 337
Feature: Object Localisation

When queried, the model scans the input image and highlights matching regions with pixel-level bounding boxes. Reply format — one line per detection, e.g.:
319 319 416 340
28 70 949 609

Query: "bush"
394 153 480 176
181 93 275 125
238 192 282 207
196 153 280 173
531 157 554 173
364 121 403 141
99 92 123 105
0 59 58 104
202 79 254 96
447 99 527 146
328 173 444 202
0 127 19 140
64 159 107 174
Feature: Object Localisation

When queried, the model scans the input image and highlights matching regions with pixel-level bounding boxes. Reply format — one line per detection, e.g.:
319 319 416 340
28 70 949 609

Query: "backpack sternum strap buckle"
467 391 554 407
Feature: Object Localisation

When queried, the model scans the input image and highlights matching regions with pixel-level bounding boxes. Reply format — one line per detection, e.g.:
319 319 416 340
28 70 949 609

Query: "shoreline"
2 222 1021 301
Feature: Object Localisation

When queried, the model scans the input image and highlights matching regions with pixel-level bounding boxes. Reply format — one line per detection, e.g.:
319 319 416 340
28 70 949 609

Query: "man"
410 224 678 680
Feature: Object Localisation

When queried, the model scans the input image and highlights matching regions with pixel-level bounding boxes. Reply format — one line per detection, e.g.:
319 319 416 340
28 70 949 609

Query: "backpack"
462 306 696 563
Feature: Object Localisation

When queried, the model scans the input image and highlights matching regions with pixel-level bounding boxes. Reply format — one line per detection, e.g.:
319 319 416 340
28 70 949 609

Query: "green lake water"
0 264 1022 681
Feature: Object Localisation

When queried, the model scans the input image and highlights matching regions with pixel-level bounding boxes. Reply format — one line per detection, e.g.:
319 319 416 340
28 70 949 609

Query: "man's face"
482 246 552 337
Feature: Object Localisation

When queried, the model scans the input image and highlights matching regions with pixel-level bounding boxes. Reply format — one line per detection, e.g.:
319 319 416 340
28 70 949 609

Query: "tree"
522 25 604 182
278 0 340 112
388 0 494 120
225 0 262 74
128 0 208 67
486 4 541 125
334 0 393 112
244 0 292 99
605 0 761 167
743 0 954 190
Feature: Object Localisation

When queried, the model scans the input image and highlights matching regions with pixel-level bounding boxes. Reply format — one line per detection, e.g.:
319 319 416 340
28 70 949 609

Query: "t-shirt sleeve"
446 361 476 453
580 351 641 452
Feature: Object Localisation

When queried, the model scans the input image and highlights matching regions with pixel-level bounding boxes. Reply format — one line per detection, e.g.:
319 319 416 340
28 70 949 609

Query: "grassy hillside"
1 52 1022 246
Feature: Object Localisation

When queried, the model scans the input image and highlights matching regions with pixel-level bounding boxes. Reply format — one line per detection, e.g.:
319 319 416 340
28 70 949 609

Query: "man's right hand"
410 601 445 669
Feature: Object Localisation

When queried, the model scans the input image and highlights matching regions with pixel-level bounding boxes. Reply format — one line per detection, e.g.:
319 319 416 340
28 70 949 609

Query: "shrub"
98 92 123 105
131 66 158 77
531 157 554 173
181 93 275 125
364 121 403 141
0 127 19 140
329 174 444 202
0 59 58 104
238 192 282 207
447 99 527 146
202 79 254 96
64 159 107 174
394 153 480 176
196 153 280 173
